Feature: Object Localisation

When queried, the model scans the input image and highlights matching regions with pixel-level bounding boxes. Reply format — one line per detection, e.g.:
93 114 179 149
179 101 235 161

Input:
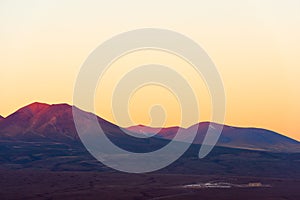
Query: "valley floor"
0 170 299 200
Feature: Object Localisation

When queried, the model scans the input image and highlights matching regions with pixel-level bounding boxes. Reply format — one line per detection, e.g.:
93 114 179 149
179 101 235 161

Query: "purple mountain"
0 102 299 152
127 123 300 152
0 102 119 141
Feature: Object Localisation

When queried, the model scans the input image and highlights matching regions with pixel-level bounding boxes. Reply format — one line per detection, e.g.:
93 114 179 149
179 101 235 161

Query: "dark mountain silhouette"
127 123 300 152
0 102 299 153
0 103 300 179
0 115 3 121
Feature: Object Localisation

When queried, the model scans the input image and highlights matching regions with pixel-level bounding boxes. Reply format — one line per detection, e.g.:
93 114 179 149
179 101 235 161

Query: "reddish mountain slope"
0 102 119 141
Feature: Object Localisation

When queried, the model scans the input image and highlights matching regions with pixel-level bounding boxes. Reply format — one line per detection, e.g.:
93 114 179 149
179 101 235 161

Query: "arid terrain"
0 170 299 200
0 139 299 200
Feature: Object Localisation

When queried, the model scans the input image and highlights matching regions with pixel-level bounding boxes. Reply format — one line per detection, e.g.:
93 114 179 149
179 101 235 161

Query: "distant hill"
127 123 300 152
0 102 299 153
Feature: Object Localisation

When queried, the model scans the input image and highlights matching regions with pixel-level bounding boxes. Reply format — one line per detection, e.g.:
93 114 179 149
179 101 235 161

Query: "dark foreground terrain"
0 140 300 200
0 170 299 200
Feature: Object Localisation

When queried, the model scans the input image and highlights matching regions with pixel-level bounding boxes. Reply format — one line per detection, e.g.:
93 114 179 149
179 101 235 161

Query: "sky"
0 0 300 141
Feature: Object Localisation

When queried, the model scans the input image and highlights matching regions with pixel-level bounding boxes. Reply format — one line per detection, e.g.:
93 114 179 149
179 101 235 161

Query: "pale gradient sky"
0 0 300 140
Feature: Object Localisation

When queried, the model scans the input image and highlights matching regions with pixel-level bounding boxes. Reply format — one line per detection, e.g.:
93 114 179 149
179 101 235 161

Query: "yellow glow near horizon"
0 1 300 140
95 49 212 128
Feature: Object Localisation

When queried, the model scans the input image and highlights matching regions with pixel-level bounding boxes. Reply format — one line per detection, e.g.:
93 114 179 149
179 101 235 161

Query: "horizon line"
1 101 299 142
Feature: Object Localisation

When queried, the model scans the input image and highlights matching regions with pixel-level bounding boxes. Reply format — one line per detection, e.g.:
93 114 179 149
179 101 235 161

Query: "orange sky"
0 1 299 141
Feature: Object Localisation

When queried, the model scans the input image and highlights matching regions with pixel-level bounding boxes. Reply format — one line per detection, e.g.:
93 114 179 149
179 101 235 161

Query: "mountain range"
0 102 299 152
0 102 300 178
